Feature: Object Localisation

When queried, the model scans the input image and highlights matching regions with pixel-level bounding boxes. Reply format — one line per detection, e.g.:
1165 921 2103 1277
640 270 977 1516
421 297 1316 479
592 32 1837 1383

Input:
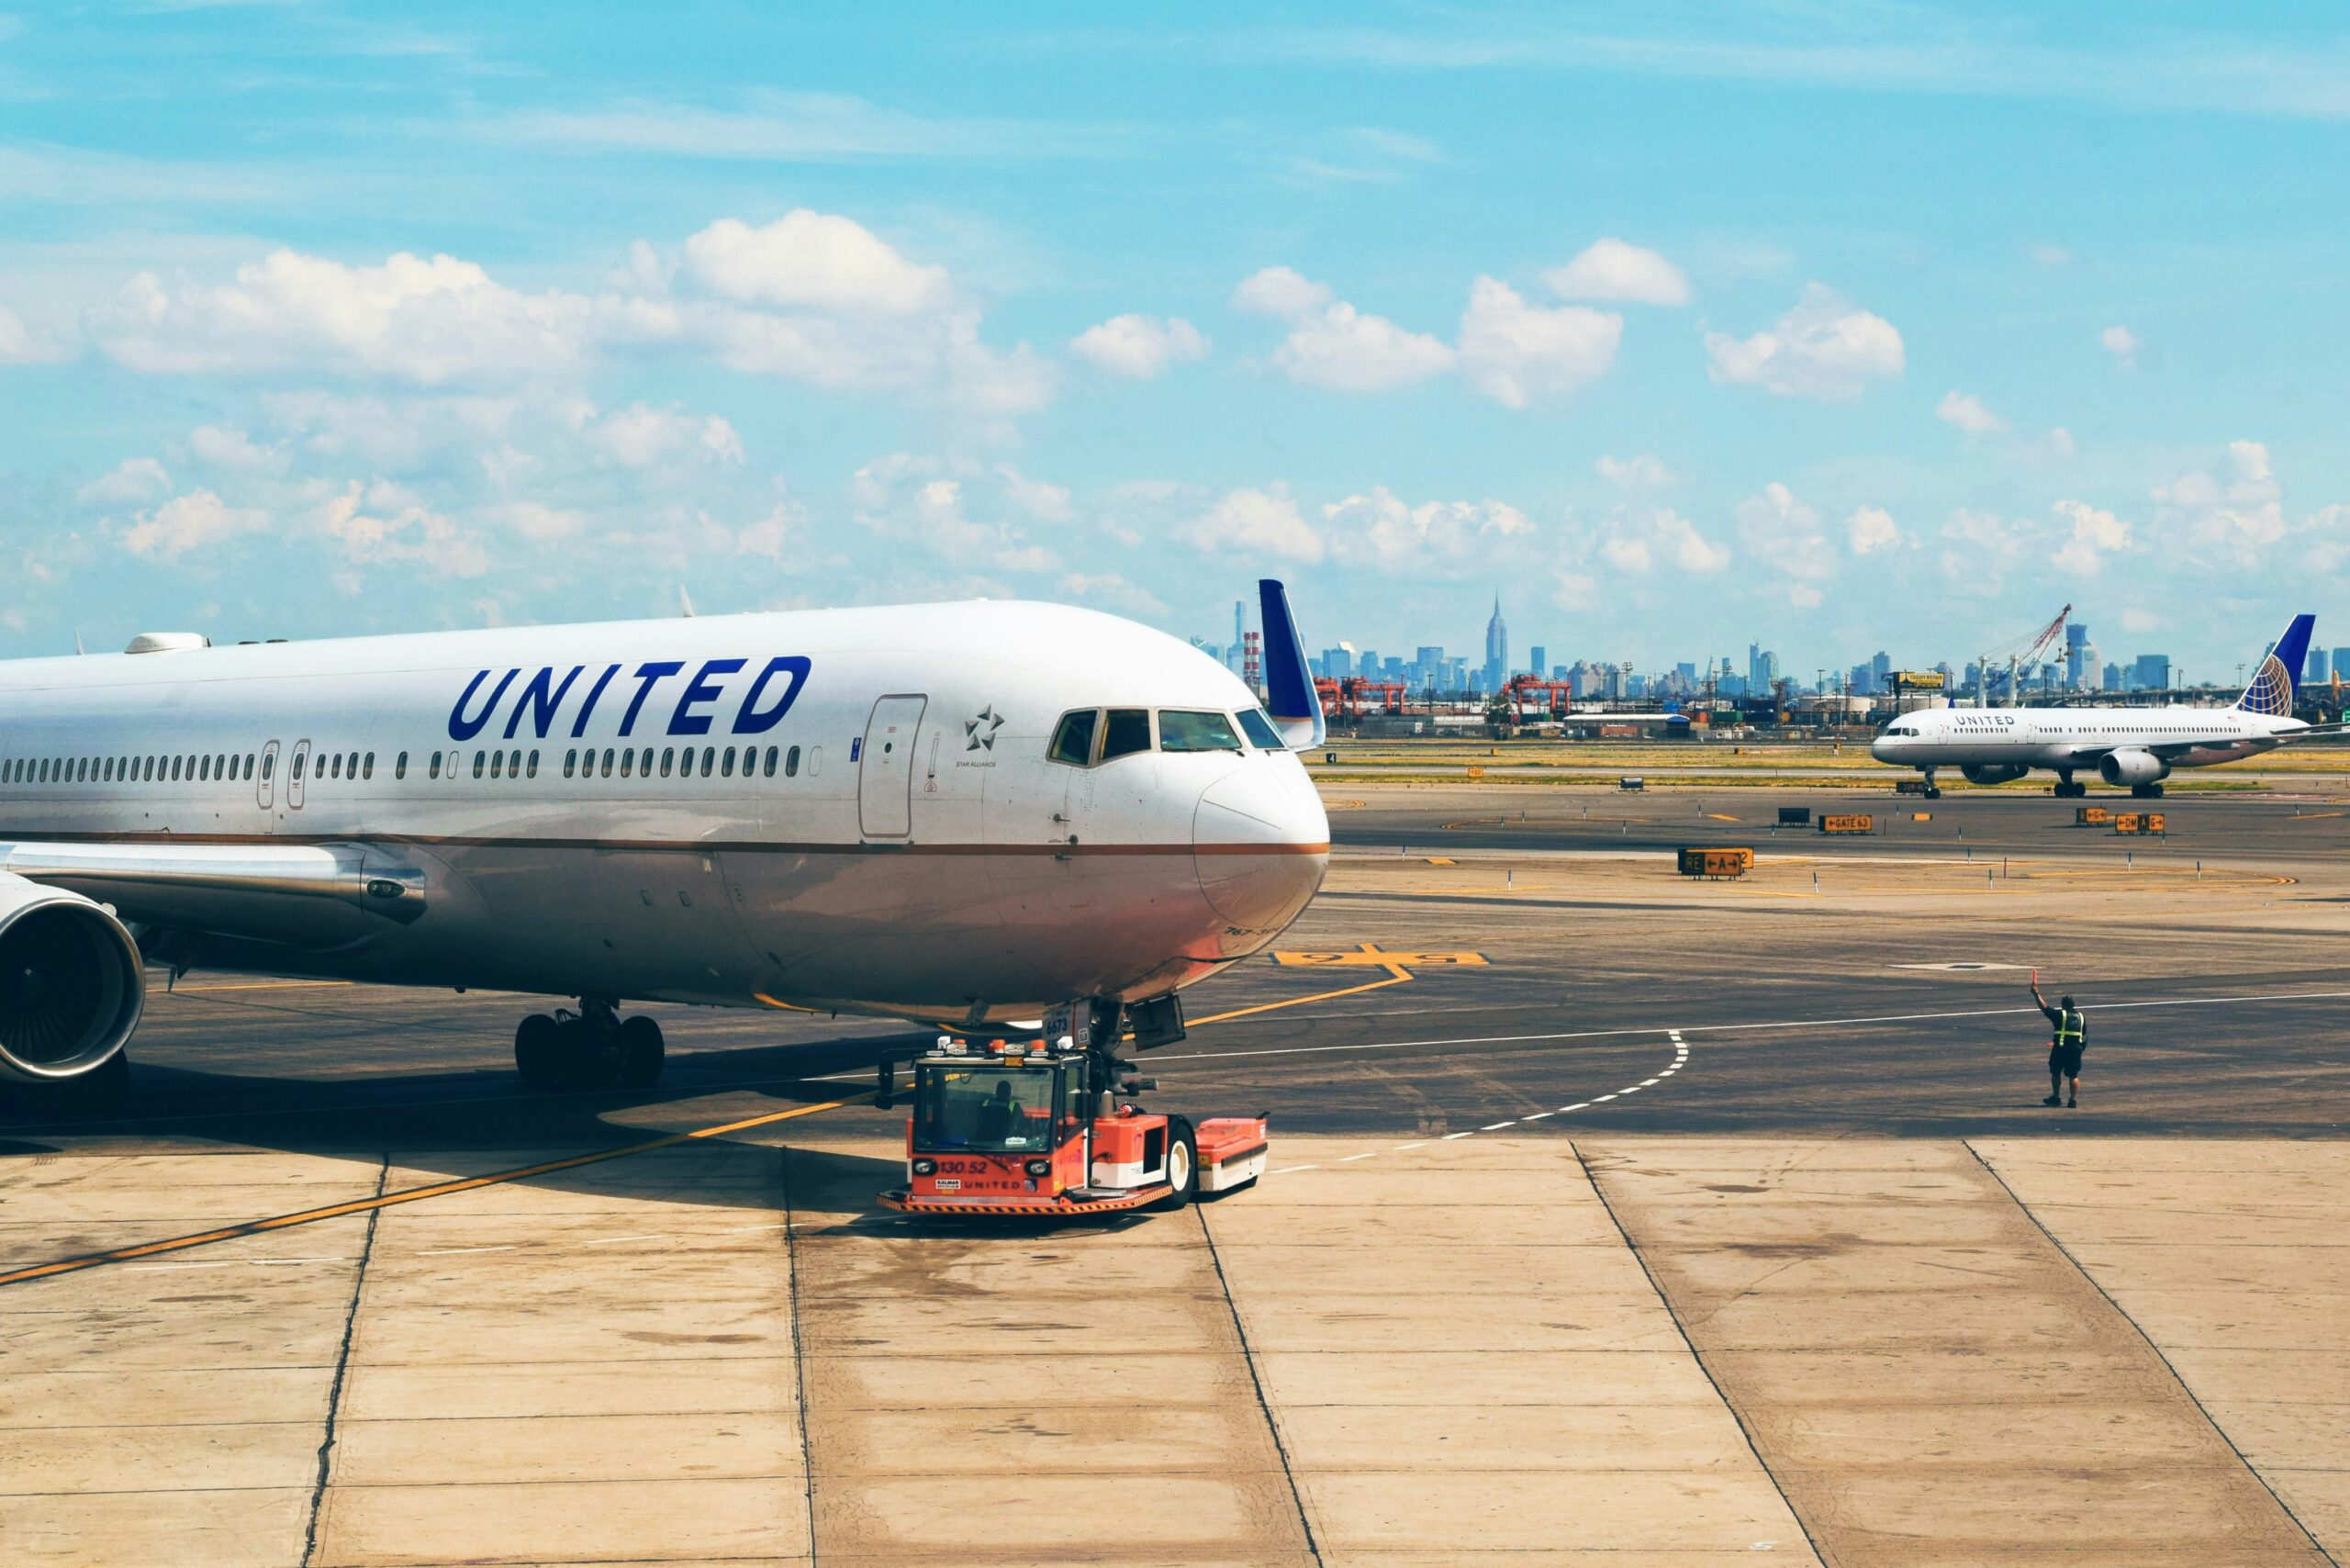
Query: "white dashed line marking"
582 1234 664 1247
1267 1027 1693 1179
420 1245 517 1256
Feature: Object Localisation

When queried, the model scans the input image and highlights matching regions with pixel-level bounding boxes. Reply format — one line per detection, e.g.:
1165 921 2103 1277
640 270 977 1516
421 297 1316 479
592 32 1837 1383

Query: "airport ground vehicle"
877 1032 1269 1216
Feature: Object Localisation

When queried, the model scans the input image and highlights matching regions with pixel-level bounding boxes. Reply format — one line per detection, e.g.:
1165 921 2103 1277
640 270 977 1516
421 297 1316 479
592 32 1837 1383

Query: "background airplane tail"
1257 578 1326 751
2233 613 2315 716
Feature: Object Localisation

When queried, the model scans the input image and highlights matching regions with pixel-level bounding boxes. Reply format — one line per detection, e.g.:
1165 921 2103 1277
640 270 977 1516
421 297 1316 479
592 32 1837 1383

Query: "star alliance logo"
965 705 1005 751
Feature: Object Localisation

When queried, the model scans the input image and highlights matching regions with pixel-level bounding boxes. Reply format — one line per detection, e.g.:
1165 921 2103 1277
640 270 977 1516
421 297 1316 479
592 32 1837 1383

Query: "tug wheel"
1151 1118 1198 1212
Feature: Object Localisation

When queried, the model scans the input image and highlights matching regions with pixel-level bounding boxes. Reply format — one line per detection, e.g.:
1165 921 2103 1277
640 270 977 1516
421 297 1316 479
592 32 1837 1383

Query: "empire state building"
1483 592 1508 691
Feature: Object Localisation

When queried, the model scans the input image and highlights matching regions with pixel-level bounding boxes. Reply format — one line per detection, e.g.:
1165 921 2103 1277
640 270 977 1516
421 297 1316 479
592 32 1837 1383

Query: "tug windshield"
914 1062 1060 1152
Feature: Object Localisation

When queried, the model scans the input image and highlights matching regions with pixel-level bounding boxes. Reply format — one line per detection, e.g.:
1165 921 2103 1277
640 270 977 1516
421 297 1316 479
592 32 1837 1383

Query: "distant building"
1358 649 1380 680
1416 644 1444 690
2103 661 2124 691
2333 648 2350 686
2065 622 2091 688
1319 645 1353 680
2308 648 2330 684
1482 594 1509 692
2131 653 2172 690
1528 644 1547 681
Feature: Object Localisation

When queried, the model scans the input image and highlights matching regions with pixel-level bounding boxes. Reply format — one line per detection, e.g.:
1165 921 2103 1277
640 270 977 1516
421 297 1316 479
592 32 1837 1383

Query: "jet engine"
1960 764 2031 786
2098 749 2171 787
0 872 144 1083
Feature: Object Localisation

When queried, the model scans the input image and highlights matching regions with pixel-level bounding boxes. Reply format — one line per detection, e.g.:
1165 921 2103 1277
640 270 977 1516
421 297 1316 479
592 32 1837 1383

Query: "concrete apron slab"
785 1147 1315 1566
1214 1135 1818 1563
1583 1137 2330 1568
0 1151 387 1568
1976 1138 2350 1562
310 1144 812 1568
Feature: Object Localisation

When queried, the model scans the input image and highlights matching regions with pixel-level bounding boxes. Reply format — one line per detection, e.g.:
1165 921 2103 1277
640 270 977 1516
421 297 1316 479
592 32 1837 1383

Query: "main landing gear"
2131 782 2166 799
2053 772 2087 799
513 1000 665 1091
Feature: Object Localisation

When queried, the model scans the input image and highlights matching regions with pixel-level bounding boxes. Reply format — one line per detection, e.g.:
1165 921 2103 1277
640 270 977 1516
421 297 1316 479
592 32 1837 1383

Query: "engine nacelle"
0 872 144 1083
2098 750 2171 787
1961 764 2031 786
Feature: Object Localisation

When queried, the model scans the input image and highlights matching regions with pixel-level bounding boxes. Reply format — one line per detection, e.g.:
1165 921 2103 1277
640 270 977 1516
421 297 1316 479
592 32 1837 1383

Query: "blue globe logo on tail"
2235 613 2315 718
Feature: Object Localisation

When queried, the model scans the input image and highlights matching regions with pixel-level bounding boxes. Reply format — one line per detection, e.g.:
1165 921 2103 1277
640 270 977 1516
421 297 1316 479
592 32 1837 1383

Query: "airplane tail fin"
2234 612 2315 716
1257 577 1326 751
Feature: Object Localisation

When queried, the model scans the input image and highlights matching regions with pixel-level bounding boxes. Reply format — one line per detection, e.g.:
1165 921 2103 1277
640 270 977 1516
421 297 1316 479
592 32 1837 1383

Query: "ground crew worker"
2030 969 2085 1107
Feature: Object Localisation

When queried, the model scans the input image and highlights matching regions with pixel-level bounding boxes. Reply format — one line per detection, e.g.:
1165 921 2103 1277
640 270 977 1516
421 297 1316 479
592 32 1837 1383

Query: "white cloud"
851 453 1065 573
994 464 1073 522
1735 481 1836 580
0 303 71 364
1322 487 1531 571
1848 504 1901 555
1271 300 1452 392
120 489 268 558
490 500 588 542
2121 607 2163 634
188 423 289 475
589 403 745 467
1069 314 1208 378
1232 266 1333 317
1551 569 1598 611
92 250 608 385
1934 390 2005 436
681 212 949 314
1455 276 1619 408
1935 507 2035 596
1184 485 1324 562
2050 498 2131 576
1058 571 1168 617
77 456 172 505
316 481 490 578
1232 266 1451 392
1594 506 1730 576
1704 283 1904 401
2100 324 2141 369
1543 238 1689 306
2048 426 2076 458
1595 454 1675 489
2152 439 2283 565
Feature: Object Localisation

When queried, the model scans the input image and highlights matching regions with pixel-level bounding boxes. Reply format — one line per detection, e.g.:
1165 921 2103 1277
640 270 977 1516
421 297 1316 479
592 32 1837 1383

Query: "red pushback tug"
877 1031 1269 1216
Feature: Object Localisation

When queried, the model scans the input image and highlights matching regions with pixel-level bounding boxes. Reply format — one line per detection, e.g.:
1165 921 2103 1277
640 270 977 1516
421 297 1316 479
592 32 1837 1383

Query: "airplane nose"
1870 737 1894 762
1193 761 1329 933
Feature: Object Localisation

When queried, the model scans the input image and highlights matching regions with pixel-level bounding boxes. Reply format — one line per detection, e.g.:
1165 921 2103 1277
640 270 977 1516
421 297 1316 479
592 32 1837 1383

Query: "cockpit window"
1158 711 1242 753
1047 710 1098 767
1101 709 1152 761
1237 709 1284 749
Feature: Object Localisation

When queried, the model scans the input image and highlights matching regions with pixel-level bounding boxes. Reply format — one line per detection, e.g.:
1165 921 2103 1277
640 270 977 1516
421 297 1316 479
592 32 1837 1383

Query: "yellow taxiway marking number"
0 1095 862 1290
1274 944 1487 969
1423 856 1457 865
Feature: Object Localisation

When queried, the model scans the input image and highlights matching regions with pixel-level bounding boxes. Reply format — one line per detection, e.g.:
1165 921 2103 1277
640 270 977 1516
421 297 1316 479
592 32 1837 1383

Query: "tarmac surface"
3 784 2346 1565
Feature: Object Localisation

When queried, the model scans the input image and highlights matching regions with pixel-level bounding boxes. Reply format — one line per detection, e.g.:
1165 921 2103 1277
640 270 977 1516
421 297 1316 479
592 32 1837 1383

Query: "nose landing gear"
514 1000 666 1091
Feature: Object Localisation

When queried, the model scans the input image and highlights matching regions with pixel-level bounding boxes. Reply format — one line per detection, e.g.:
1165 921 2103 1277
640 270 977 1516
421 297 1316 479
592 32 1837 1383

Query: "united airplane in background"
1872 613 2321 799
0 581 1330 1105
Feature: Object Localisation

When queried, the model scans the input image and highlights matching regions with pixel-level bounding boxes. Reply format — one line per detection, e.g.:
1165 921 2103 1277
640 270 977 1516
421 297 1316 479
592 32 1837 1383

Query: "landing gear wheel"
2054 780 2086 799
616 1015 666 1090
2132 782 2165 799
1923 786 1942 799
1150 1118 1198 1212
514 1014 564 1088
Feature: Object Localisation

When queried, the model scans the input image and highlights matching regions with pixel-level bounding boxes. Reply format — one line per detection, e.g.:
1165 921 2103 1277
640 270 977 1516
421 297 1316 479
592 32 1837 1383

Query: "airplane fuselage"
0 601 1330 1027
1871 704 2300 779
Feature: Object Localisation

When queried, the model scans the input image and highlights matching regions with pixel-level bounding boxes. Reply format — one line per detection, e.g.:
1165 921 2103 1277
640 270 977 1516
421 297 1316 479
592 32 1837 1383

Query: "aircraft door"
286 739 310 810
857 695 926 838
258 740 280 809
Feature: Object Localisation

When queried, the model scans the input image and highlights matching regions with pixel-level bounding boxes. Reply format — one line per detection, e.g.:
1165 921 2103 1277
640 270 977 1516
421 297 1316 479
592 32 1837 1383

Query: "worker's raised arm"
2029 969 2046 1007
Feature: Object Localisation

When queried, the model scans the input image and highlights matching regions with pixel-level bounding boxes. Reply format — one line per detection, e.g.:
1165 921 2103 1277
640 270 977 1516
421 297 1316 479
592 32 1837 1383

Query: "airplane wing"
0 840 429 948
1256 577 1326 751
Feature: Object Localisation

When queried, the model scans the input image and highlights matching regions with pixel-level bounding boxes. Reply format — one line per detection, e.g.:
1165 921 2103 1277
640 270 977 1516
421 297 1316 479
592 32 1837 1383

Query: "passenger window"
527 750 539 778
563 749 575 778
1101 709 1151 760
473 751 485 779
257 754 268 782
1048 710 1098 766
620 748 633 778
808 746 821 777
395 752 407 780
1237 709 1284 749
701 745 716 776
1159 711 1243 753
639 747 653 777
722 746 736 778
786 745 800 778
660 746 674 778
429 752 442 779
601 747 615 778
764 745 778 778
330 755 341 780
490 751 503 779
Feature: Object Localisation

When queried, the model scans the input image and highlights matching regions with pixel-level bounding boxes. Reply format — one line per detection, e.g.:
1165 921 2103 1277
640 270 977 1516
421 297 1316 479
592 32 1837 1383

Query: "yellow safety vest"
2054 1009 2084 1046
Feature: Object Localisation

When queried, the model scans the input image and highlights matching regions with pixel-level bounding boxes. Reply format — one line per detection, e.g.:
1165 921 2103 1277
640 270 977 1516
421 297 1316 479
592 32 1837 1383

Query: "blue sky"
2 3 2346 683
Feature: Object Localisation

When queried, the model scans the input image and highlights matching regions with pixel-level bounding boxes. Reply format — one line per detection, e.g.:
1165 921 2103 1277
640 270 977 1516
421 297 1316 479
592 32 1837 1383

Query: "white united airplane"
0 580 1330 1104
1870 613 2319 799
